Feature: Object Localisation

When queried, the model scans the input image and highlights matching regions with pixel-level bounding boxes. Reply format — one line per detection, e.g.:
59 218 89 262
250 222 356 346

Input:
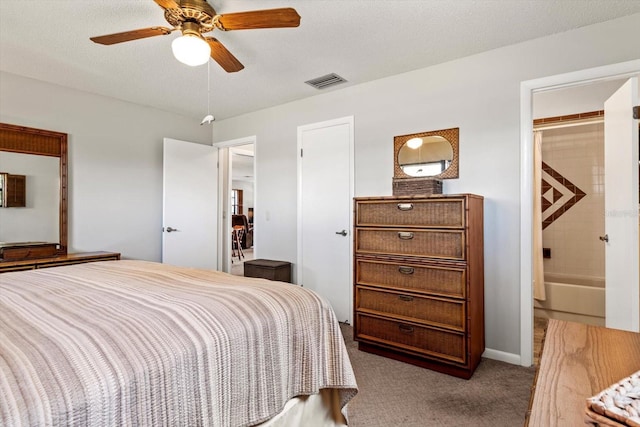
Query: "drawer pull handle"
398 232 414 240
398 266 414 275
397 203 414 211
398 324 414 334
399 295 413 302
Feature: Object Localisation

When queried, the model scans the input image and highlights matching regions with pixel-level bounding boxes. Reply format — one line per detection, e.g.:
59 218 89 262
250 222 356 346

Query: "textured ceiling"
1 1 639 121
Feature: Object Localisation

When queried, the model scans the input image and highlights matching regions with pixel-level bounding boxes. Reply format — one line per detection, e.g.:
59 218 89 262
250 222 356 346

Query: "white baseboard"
482 348 524 366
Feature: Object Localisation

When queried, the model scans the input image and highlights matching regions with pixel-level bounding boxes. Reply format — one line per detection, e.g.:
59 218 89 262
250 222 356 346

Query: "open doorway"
520 60 640 367
214 135 256 275
229 144 255 276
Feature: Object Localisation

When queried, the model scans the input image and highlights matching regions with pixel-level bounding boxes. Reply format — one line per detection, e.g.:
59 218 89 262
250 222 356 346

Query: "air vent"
304 73 347 90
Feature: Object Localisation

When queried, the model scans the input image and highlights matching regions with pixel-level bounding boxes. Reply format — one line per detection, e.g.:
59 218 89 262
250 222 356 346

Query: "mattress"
0 260 357 426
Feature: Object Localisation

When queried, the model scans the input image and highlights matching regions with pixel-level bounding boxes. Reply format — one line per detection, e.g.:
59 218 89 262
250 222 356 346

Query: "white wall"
0 72 211 261
211 14 640 357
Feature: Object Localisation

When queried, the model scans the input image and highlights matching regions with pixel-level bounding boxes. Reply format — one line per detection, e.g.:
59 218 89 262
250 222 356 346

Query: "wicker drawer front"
356 259 465 298
356 228 465 260
356 199 465 228
356 287 465 331
356 314 466 364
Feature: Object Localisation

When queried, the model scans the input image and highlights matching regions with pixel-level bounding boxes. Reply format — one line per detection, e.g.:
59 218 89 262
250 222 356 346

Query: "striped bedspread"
0 260 357 426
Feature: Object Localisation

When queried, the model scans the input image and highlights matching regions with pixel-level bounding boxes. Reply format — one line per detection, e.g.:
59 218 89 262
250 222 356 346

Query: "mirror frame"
0 123 68 255
393 127 459 180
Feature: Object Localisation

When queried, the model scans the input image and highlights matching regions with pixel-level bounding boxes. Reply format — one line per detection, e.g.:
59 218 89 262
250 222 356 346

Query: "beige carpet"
342 324 535 426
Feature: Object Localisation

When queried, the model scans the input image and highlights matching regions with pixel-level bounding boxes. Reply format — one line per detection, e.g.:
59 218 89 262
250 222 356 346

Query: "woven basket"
586 370 640 426
392 177 442 196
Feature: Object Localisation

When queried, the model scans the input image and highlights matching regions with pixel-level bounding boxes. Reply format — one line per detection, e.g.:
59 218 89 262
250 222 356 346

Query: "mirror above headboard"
0 123 68 256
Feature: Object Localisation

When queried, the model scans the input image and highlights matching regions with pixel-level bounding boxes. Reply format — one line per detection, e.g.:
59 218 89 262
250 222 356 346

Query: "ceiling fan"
90 0 300 71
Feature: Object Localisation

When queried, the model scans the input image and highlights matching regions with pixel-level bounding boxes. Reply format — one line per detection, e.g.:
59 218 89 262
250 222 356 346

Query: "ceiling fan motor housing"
164 0 215 34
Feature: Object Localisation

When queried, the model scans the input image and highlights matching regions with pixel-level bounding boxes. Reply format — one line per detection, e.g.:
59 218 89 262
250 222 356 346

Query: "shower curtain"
533 131 546 301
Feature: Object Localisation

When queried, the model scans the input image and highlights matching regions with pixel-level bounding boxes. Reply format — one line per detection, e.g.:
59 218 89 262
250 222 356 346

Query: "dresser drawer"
355 198 465 228
356 314 466 364
0 244 58 261
356 259 465 298
37 256 120 269
355 228 465 260
0 264 36 273
356 286 465 331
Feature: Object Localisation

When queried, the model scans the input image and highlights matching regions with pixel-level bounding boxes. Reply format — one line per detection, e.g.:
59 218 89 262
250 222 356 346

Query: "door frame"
296 116 355 322
213 135 257 273
519 59 640 367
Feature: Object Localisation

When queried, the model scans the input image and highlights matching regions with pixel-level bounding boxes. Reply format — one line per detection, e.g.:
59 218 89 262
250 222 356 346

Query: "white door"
298 117 354 323
162 138 218 269
604 77 639 331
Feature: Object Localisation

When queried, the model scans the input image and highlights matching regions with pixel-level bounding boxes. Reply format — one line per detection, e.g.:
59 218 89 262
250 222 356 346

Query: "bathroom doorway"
532 90 613 323
520 60 640 367
531 78 639 364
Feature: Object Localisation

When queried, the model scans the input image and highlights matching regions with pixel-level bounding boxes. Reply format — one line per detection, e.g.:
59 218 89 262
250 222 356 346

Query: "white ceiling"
1 1 639 122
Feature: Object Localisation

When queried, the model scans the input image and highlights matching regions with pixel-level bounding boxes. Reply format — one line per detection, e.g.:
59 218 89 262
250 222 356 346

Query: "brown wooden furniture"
231 226 245 261
244 259 292 283
0 123 68 254
0 252 121 273
526 319 640 426
353 194 484 379
0 124 120 272
0 242 59 261
0 172 26 207
232 214 253 249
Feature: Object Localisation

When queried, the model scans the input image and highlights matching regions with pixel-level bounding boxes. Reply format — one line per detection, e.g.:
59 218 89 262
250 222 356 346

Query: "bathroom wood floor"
533 317 549 366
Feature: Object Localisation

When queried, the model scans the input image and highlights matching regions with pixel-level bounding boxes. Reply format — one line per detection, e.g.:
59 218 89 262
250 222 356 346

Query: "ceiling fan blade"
205 38 244 73
90 27 174 45
214 8 300 31
152 0 181 10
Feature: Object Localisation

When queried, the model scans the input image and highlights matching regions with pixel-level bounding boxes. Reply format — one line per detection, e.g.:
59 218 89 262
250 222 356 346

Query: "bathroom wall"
541 122 605 280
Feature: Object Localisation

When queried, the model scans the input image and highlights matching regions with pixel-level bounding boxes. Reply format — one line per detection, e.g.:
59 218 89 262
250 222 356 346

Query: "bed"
0 260 358 426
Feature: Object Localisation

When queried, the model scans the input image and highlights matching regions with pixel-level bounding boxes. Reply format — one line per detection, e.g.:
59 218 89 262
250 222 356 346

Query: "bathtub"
534 272 605 326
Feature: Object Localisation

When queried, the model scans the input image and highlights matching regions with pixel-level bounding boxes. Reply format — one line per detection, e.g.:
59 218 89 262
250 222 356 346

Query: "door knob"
599 234 609 242
335 230 348 236
165 226 179 233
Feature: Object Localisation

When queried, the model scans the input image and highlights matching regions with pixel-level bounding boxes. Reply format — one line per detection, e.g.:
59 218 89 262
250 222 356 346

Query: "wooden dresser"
0 251 121 273
353 194 484 379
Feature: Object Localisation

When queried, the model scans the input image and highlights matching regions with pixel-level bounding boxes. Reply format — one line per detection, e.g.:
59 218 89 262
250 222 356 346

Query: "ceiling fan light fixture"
172 32 210 66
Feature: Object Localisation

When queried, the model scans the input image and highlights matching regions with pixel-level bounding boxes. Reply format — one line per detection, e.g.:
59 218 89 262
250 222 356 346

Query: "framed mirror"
394 127 459 180
0 123 68 256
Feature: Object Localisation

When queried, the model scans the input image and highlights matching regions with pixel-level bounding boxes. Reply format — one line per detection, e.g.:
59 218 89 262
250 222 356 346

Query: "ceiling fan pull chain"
200 61 214 125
